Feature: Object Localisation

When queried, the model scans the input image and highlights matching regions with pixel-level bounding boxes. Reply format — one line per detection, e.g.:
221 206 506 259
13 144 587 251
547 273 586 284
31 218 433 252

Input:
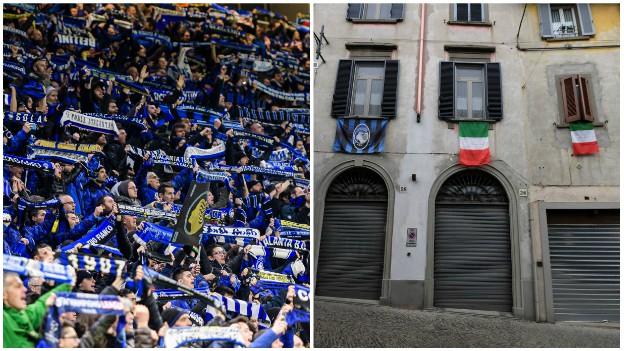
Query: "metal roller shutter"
316 200 387 300
316 168 388 300
548 223 620 322
434 203 512 312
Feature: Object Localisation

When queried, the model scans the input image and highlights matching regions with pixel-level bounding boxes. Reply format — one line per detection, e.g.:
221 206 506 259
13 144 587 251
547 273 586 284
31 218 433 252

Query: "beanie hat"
162 307 186 327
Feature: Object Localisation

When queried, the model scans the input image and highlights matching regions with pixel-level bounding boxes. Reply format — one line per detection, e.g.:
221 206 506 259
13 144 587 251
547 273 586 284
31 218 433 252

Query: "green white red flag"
570 121 599 155
459 122 490 166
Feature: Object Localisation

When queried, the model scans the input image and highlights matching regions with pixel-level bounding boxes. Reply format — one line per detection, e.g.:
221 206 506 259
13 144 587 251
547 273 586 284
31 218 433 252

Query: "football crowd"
3 3 310 348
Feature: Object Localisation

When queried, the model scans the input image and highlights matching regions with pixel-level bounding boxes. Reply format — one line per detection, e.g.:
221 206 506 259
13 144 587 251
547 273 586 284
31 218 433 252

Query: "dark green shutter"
381 60 399 119
390 4 404 20
331 60 354 117
486 63 503 120
538 4 553 38
347 4 362 20
438 61 455 120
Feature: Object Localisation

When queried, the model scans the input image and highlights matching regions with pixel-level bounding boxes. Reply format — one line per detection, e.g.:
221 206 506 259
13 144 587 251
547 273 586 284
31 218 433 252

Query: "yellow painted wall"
525 4 619 45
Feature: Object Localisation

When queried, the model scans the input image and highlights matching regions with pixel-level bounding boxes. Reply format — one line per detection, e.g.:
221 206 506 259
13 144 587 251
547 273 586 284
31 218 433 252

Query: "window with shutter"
331 59 399 119
538 4 595 39
438 61 502 122
560 75 594 124
346 3 404 22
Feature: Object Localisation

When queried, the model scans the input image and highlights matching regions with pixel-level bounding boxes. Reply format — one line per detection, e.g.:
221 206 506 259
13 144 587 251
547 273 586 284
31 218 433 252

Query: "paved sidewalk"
314 300 620 348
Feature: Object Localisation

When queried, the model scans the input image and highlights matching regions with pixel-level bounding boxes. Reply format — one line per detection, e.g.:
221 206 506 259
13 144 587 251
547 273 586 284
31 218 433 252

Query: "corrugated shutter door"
434 204 512 312
548 224 620 322
316 200 387 300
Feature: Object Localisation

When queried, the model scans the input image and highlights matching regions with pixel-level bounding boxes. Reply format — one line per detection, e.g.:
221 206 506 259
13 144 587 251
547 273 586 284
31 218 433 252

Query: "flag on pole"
172 181 210 247
458 121 490 166
570 121 599 155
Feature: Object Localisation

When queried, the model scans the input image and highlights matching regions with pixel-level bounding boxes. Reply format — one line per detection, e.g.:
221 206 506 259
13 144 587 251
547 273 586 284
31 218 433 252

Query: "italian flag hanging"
570 121 599 155
459 122 491 166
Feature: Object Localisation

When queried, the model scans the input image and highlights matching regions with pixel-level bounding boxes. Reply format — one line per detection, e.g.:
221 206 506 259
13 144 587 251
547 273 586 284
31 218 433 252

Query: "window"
452 4 487 23
455 65 485 119
347 4 404 22
538 4 595 39
331 60 399 119
559 75 594 123
438 62 502 121
550 5 580 38
351 63 385 117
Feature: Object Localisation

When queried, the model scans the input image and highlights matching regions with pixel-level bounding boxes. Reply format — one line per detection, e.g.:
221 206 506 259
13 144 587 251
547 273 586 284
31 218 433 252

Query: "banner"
3 255 76 284
60 110 120 135
172 181 210 247
203 225 260 239
60 215 116 252
333 118 388 154
164 326 244 348
59 252 126 277
43 292 125 347
127 146 193 169
56 34 97 48
4 154 55 173
135 222 182 247
34 140 102 153
118 204 177 221
184 144 226 161
251 80 309 103
261 236 308 251
29 145 90 164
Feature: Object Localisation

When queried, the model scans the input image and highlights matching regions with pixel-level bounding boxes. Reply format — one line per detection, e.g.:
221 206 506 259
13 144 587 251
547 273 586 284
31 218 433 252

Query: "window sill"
555 121 606 129
544 36 591 42
348 18 402 24
446 20 493 27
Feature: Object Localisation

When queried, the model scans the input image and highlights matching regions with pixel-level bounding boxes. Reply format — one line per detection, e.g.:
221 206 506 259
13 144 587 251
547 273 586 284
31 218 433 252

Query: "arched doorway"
316 167 388 300
433 169 512 312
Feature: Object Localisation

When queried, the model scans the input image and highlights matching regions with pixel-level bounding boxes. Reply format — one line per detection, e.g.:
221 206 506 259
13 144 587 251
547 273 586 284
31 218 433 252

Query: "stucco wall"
313 3 619 314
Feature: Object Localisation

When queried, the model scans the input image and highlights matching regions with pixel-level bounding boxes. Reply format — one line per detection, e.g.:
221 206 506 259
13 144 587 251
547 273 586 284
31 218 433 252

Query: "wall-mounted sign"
399 186 407 192
519 188 528 197
406 228 417 247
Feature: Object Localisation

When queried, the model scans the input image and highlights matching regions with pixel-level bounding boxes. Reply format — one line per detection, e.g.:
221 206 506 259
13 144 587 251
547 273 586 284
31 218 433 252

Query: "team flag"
458 121 490 166
172 181 210 247
333 118 388 154
570 121 599 155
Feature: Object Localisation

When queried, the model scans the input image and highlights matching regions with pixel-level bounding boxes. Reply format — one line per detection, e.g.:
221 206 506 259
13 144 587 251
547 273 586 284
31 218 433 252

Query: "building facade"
313 3 619 322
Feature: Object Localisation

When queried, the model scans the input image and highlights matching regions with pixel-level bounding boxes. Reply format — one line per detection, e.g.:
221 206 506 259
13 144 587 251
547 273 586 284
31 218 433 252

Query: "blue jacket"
3 225 29 257
4 129 29 155
135 159 158 205
23 211 57 251
82 180 110 215
53 214 98 247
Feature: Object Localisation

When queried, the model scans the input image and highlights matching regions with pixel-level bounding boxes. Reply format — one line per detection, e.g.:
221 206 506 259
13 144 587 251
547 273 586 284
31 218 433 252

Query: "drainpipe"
416 3 425 123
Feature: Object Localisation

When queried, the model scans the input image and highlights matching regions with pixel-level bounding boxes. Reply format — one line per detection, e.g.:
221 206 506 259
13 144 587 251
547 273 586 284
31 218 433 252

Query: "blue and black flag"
333 118 388 154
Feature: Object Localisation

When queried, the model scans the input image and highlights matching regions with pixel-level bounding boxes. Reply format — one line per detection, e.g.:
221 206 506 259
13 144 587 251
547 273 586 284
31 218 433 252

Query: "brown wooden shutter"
560 76 581 123
578 76 594 121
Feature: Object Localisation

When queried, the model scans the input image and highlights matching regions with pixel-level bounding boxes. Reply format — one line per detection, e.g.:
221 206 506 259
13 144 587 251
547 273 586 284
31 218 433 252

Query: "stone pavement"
314 299 620 348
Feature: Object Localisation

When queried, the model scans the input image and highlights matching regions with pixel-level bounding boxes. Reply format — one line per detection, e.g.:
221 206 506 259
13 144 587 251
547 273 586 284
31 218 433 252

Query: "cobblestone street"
315 300 620 348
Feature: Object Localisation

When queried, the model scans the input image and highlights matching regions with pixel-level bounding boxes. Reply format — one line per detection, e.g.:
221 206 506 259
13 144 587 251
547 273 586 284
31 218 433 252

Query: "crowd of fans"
3 3 310 348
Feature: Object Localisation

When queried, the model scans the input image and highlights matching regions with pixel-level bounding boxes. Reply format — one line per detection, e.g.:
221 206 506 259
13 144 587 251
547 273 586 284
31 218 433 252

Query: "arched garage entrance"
316 167 388 300
433 169 512 312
